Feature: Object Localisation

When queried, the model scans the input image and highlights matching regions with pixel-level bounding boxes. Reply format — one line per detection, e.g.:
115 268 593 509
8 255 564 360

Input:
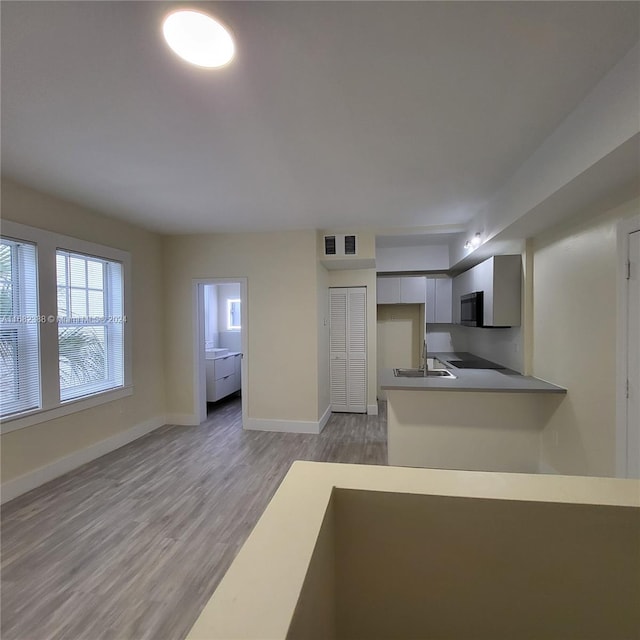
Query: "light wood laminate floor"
1 397 387 640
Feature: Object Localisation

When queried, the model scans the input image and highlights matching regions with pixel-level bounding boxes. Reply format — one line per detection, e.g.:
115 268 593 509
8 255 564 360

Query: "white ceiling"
2 1 638 235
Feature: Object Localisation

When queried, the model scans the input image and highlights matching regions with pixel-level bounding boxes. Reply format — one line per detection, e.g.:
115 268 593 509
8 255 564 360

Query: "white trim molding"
245 416 327 435
367 404 379 416
1 386 134 434
318 406 331 433
1 415 166 504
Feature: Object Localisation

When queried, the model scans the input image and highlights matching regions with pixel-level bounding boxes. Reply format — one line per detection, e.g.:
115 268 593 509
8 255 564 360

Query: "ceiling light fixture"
162 10 235 69
464 233 482 250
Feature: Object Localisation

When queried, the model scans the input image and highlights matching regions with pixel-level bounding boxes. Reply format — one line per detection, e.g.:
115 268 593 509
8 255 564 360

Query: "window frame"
0 221 132 434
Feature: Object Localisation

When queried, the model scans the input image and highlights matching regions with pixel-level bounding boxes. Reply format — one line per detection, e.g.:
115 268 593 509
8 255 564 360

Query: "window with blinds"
0 238 41 417
56 250 124 401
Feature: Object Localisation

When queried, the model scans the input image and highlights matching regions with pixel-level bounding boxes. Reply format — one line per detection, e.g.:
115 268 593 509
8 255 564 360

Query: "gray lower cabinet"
206 353 242 401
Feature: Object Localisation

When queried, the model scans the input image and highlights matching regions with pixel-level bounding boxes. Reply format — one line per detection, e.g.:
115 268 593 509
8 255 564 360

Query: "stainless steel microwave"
461 291 484 327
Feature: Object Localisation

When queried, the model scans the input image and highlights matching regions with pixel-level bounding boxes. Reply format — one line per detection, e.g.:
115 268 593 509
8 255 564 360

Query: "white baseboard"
244 416 325 434
1 415 167 504
318 406 331 433
165 413 200 426
367 404 379 416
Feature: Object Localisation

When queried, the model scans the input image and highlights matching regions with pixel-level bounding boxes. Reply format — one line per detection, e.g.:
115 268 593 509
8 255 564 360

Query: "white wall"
458 326 523 372
427 324 464 353
0 178 166 485
376 244 449 272
204 284 218 349
534 197 639 476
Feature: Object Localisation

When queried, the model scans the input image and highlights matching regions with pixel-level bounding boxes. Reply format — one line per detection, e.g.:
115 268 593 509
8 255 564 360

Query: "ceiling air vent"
324 235 337 256
344 235 357 255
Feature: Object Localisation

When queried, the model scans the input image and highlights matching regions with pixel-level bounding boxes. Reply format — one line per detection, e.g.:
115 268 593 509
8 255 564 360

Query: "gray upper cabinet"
400 276 426 303
376 276 426 304
434 278 453 323
452 255 521 327
377 276 452 323
425 279 436 323
376 277 401 304
426 278 453 324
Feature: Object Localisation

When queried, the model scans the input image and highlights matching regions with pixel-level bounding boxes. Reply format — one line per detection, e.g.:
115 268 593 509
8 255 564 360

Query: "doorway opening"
193 278 248 426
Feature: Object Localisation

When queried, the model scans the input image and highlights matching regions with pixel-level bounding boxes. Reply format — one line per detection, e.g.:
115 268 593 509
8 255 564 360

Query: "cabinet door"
330 287 367 413
214 355 235 379
376 277 401 304
425 279 436 324
206 361 217 401
434 278 453 323
400 276 426 304
214 374 237 401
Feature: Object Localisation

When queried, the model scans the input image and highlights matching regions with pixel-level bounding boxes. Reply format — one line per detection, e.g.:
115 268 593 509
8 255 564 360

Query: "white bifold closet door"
330 287 367 413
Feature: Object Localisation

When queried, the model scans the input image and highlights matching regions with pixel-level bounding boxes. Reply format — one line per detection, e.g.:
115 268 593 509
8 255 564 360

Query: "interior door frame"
192 277 248 427
616 215 640 478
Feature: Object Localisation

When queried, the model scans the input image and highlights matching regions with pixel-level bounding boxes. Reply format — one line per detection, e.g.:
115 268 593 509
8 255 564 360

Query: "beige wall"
376 304 422 400
163 230 323 423
328 269 378 410
387 389 561 473
0 179 166 482
333 489 639 639
533 197 639 476
316 263 330 417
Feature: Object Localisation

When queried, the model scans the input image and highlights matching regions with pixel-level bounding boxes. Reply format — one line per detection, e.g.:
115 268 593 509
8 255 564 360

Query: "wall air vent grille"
324 235 337 256
344 235 357 255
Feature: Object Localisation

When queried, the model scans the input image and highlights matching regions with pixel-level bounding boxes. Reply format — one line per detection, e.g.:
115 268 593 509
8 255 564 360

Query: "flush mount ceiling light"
162 10 235 68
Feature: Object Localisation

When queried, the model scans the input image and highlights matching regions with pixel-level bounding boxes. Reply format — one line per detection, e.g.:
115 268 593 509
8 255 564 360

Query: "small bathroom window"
227 299 241 330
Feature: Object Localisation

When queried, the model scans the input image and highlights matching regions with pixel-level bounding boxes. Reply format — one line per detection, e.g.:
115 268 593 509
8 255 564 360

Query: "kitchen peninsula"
381 352 566 472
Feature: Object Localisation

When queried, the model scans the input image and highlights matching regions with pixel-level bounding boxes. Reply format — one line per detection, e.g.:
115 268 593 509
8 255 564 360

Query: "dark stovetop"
450 361 506 370
442 353 506 370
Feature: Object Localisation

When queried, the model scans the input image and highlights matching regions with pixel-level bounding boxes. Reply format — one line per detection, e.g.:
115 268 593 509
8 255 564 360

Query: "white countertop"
205 351 241 361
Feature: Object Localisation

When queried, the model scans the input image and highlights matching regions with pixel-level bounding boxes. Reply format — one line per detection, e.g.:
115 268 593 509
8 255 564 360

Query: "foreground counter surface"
186 461 640 640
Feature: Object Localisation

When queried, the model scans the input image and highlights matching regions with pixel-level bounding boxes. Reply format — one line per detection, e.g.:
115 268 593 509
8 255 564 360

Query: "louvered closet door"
330 287 367 413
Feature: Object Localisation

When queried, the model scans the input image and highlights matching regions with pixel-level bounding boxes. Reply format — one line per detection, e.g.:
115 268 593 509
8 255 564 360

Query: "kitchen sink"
393 368 457 379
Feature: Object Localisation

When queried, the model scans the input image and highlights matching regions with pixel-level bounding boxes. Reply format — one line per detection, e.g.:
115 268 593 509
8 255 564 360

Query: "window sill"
0 386 134 434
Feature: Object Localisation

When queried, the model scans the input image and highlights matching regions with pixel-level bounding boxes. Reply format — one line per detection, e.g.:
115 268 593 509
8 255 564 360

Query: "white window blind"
56 250 124 401
0 238 41 417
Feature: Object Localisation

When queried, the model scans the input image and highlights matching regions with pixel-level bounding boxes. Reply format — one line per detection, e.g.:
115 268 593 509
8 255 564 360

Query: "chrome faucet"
423 336 429 374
